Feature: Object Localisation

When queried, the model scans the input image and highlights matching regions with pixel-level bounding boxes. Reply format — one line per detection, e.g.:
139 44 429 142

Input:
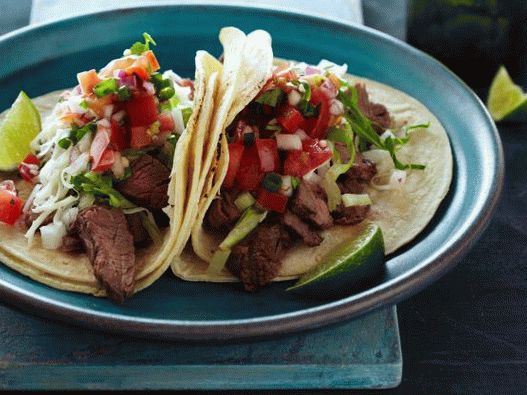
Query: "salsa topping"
208 60 429 291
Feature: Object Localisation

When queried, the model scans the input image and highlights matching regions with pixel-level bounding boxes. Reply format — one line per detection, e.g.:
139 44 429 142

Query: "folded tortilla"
171 32 453 282
0 51 221 297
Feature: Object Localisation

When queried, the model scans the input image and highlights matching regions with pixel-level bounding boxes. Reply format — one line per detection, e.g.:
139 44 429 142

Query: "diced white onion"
103 104 114 119
342 193 372 207
295 129 309 141
288 90 302 106
279 175 293 197
98 118 110 129
111 151 129 180
39 222 67 250
303 170 322 184
112 110 126 122
143 81 156 96
276 134 302 151
319 139 328 148
329 99 344 116
372 169 407 191
171 107 185 134
316 59 348 77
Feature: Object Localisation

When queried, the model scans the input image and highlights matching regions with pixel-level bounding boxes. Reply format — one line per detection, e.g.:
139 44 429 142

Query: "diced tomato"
86 94 113 118
18 154 40 182
143 50 160 72
255 139 280 172
90 128 111 171
125 65 149 81
130 126 153 149
257 189 288 213
303 138 333 164
0 188 23 225
92 148 115 173
304 87 331 139
125 95 158 127
283 139 332 177
236 144 264 191
158 112 175 133
277 105 305 133
224 143 245 189
77 69 101 96
110 119 129 151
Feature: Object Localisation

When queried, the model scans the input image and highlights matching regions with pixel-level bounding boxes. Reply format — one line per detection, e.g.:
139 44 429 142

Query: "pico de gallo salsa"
206 60 427 291
0 33 194 301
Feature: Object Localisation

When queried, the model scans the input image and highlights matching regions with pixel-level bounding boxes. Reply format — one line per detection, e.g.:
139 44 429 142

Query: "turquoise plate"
0 5 503 340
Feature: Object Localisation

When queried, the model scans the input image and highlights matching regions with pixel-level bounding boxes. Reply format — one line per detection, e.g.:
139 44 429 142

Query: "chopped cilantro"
117 85 131 101
71 172 135 209
57 138 72 150
255 88 284 107
93 78 119 98
129 32 157 55
338 84 426 170
79 100 88 110
297 100 319 118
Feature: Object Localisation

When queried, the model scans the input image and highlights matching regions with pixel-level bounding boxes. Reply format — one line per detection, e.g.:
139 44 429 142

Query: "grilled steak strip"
290 180 333 229
227 223 291 291
75 206 136 302
206 190 242 231
355 83 391 133
282 210 323 247
116 154 170 210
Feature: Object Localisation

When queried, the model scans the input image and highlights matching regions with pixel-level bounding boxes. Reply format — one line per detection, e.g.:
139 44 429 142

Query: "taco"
0 34 221 301
171 28 453 291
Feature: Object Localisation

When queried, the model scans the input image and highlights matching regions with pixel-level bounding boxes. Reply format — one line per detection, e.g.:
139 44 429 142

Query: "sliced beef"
75 206 136 302
355 83 391 133
338 154 377 194
126 212 150 246
116 154 170 210
332 204 370 225
226 223 291 291
61 234 83 253
205 190 241 231
290 180 333 229
282 210 322 247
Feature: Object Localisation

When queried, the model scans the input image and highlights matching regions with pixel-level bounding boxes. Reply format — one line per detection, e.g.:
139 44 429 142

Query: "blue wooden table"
0 300 401 390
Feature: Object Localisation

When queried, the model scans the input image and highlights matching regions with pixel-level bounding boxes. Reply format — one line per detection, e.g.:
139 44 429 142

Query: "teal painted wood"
0 303 401 390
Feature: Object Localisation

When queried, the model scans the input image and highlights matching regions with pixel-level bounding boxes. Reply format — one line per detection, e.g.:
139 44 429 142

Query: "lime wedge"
0 92 41 171
287 222 385 298
487 66 527 122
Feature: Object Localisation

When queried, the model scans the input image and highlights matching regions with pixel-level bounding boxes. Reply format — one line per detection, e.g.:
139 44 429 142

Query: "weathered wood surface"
0 303 401 390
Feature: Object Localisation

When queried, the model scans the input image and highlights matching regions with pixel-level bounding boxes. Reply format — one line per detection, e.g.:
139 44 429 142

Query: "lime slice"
287 222 385 298
0 91 41 171
487 66 527 122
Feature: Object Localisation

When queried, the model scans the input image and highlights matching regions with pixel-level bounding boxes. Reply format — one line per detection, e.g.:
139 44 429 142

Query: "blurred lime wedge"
0 92 41 171
487 66 527 122
287 222 385 298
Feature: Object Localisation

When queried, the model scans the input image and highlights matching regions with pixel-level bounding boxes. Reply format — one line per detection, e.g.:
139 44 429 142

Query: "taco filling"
204 60 429 291
0 34 194 301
